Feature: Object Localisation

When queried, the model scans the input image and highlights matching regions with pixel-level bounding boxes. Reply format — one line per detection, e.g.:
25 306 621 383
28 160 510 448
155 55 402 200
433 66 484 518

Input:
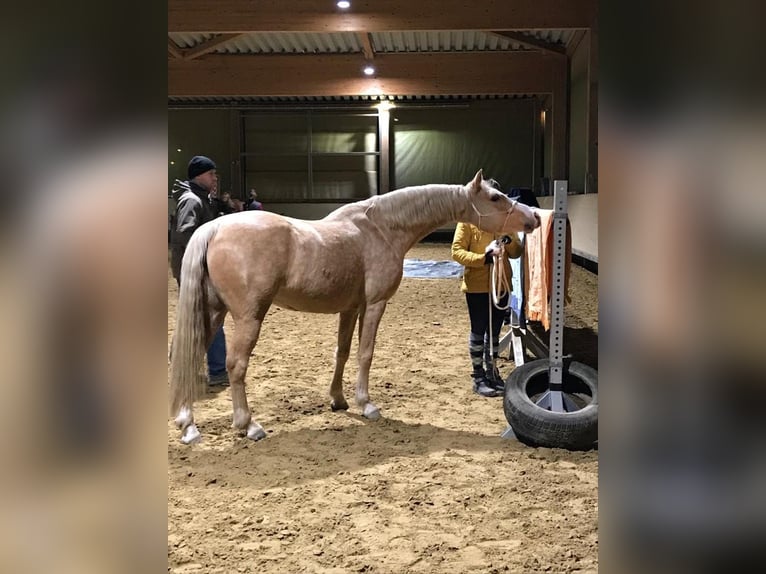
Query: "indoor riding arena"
168 2 599 573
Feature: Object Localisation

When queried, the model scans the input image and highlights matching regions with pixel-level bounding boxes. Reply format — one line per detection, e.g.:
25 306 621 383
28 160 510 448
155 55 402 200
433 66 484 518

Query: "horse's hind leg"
206 307 227 349
172 304 227 444
329 310 358 411
227 315 267 441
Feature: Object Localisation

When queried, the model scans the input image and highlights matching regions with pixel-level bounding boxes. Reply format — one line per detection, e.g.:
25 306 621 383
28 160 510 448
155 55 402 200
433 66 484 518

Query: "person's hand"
484 240 502 264
485 240 503 256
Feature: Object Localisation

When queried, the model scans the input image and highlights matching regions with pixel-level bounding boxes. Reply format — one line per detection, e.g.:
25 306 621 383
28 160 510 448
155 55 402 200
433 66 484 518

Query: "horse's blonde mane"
365 184 465 230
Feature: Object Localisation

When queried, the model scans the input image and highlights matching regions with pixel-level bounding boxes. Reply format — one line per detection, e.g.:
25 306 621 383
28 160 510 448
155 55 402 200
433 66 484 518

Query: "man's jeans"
207 326 227 377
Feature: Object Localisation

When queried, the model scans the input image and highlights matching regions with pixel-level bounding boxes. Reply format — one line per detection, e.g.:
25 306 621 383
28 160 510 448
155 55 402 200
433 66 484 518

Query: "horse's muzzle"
524 210 541 233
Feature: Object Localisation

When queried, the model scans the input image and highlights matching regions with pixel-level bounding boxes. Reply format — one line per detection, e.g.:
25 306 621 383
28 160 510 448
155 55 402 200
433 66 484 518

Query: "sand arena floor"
168 243 598 574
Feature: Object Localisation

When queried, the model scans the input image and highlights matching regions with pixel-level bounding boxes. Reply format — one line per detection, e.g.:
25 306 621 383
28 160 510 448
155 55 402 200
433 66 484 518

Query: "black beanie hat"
187 155 216 180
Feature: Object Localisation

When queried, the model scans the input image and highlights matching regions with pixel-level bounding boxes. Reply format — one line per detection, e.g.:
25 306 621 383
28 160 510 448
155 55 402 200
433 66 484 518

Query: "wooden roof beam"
566 30 587 56
169 0 596 33
169 52 558 97
185 33 245 60
168 38 184 59
358 32 375 60
489 31 566 57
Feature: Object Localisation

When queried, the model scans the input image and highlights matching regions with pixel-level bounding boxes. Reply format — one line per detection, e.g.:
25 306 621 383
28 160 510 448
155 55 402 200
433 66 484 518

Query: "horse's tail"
169 221 220 417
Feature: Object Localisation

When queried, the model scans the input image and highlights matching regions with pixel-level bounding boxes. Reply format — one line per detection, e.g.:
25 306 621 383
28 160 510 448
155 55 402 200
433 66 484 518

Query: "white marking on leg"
232 407 251 430
174 407 192 429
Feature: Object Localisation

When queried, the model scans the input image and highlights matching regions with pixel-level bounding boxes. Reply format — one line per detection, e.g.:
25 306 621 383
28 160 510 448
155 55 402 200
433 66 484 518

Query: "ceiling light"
337 1 350 8
363 65 375 76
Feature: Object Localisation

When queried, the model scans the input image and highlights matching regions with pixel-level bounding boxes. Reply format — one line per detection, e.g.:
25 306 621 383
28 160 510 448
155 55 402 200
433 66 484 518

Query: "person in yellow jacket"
452 223 523 397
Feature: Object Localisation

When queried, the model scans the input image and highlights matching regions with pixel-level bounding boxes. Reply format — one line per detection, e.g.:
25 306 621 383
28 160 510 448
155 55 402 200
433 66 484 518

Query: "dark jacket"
170 180 217 249
169 180 217 282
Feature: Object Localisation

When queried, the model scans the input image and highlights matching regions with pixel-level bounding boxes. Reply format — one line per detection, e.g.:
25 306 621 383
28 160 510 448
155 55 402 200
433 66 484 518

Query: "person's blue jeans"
207 326 227 377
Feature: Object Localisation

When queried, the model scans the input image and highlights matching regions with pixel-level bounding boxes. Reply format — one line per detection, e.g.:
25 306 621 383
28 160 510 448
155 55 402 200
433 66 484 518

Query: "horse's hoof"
331 399 349 411
181 424 201 445
246 423 267 441
363 404 381 420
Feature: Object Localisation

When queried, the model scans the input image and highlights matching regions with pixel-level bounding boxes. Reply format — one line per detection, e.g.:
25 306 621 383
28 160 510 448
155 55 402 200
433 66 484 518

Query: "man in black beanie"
170 155 229 387
170 155 218 280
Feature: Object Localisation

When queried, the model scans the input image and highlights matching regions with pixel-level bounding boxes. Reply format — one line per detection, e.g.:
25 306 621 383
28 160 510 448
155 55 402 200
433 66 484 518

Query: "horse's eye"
490 195 500 202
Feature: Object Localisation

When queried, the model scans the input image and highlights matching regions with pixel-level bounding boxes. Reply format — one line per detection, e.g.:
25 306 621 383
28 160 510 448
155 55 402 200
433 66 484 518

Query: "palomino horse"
170 170 539 444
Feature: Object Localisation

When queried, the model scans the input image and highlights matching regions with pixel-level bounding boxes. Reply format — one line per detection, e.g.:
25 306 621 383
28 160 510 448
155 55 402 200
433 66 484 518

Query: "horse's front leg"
329 309 358 411
355 301 388 420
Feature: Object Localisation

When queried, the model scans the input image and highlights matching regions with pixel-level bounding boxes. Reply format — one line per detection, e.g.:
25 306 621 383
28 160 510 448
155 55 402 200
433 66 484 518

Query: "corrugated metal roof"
170 32 363 54
225 32 363 54
168 94 538 107
528 29 574 45
370 31 529 52
169 30 573 55
170 33 214 48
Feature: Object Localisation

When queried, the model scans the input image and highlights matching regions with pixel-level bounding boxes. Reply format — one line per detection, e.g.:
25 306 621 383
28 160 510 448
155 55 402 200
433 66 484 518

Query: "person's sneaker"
208 372 229 387
473 378 501 397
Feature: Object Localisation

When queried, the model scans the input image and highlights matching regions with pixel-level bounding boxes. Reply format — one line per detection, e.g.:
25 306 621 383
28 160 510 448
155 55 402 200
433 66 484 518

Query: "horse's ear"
470 169 484 193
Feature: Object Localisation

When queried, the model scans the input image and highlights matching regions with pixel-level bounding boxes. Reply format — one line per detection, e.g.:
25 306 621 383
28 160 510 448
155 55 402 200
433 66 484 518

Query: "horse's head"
464 169 540 234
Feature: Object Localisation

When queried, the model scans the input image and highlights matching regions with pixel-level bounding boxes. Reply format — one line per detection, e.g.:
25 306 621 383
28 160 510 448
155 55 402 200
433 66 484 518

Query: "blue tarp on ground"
403 259 464 279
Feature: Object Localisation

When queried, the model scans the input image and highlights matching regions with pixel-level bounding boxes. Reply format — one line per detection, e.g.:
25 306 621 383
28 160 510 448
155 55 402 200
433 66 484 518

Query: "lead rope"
487 237 513 376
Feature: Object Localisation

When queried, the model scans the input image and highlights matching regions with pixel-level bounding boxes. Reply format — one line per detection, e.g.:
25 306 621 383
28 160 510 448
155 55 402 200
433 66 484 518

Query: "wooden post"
229 109 242 198
586 28 598 193
378 104 390 195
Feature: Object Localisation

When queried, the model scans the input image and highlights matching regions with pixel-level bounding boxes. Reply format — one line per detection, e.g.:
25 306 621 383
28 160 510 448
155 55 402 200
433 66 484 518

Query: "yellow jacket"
451 222 523 293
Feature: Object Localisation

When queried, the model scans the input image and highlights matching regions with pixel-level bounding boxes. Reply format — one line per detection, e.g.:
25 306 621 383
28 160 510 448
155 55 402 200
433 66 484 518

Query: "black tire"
503 359 598 450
